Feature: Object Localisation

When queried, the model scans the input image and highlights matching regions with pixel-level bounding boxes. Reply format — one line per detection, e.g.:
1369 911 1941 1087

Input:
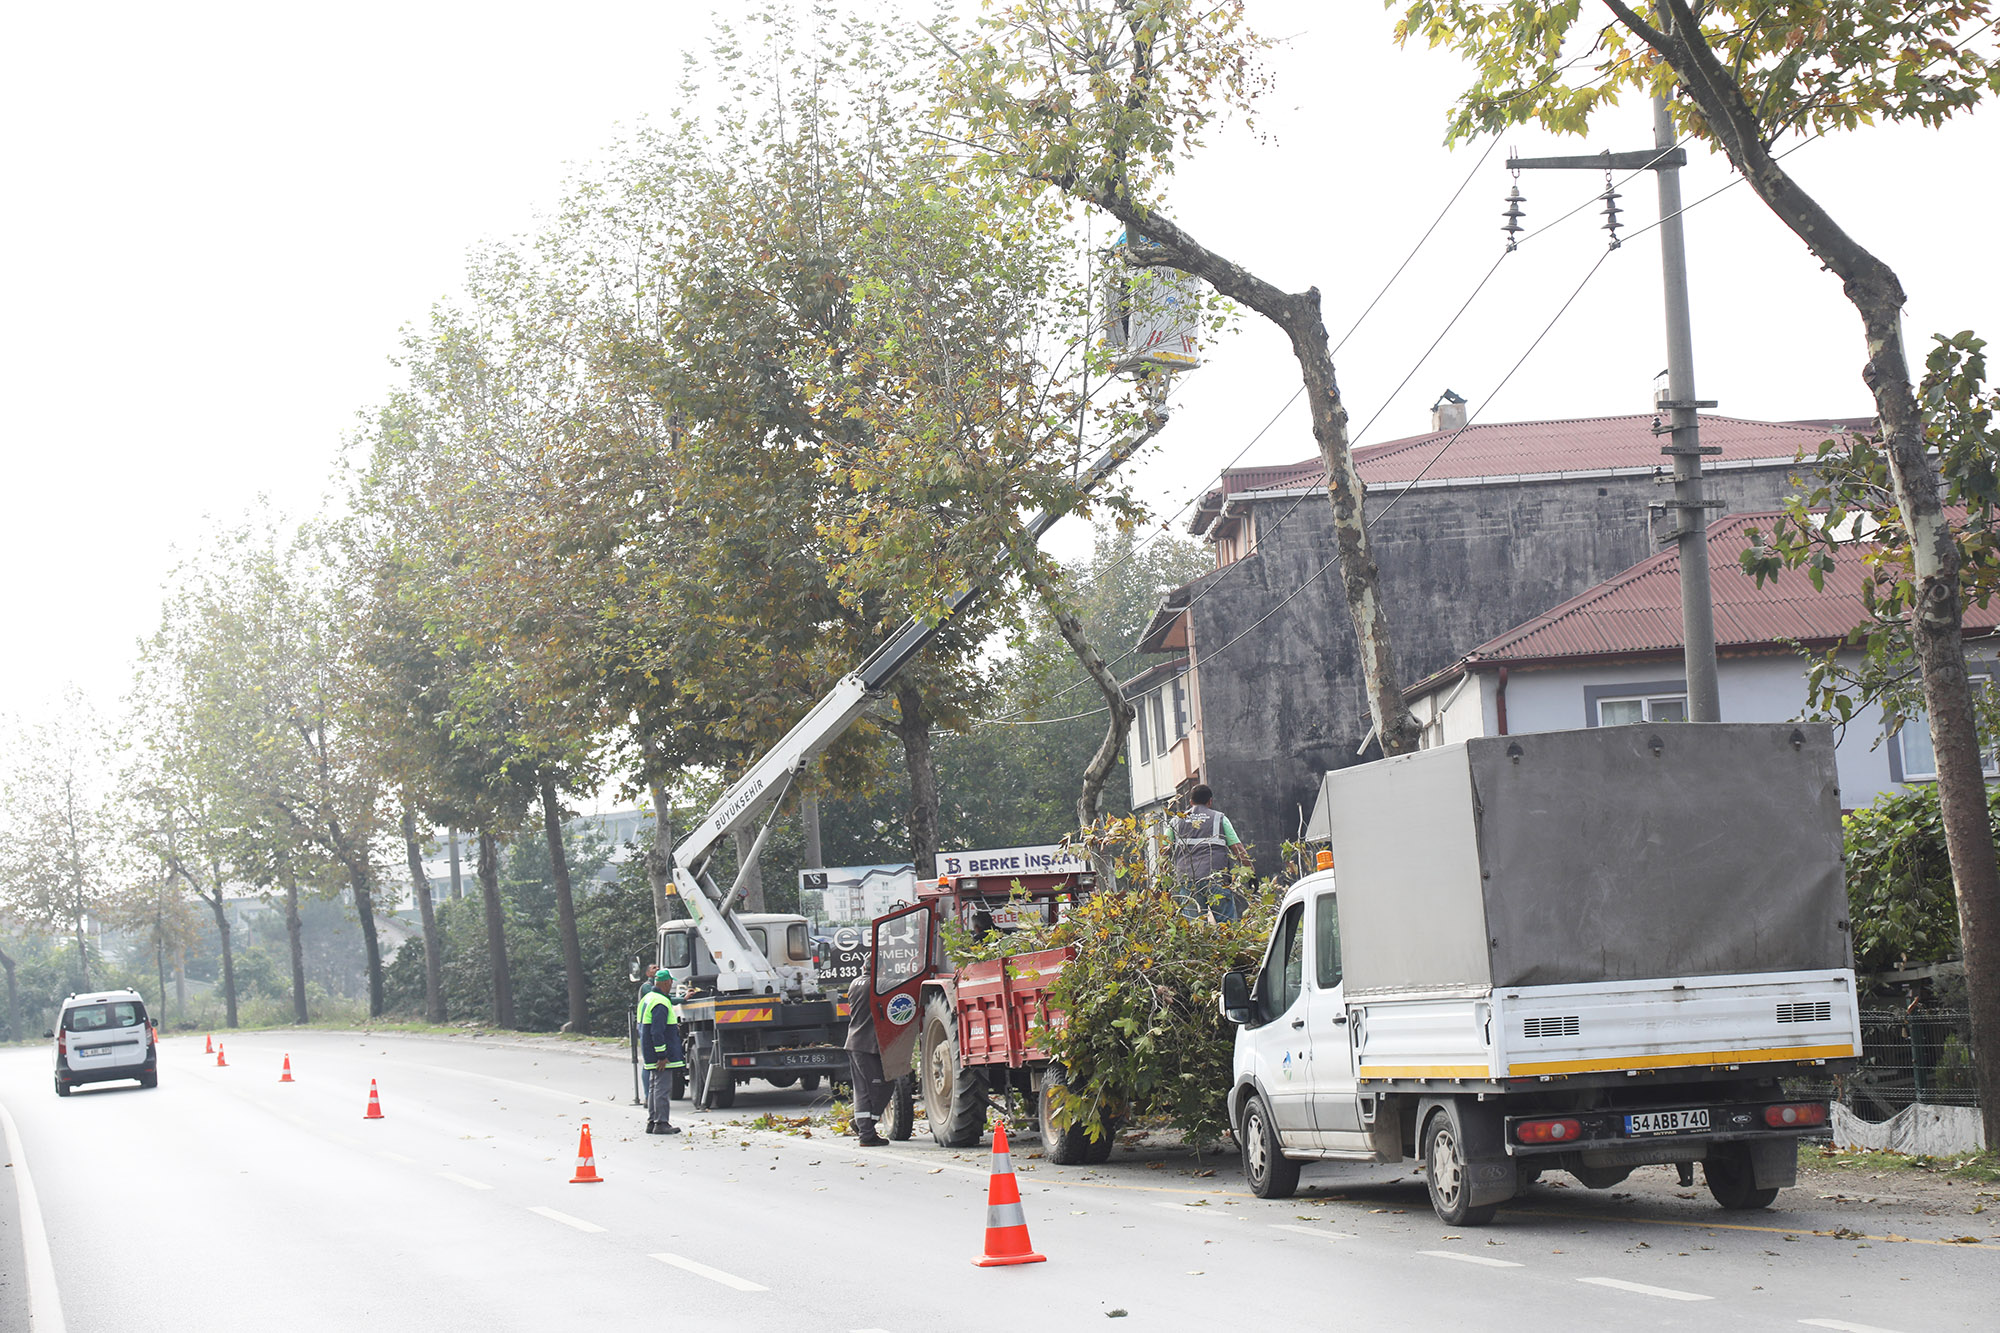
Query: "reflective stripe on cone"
973 1121 1046 1267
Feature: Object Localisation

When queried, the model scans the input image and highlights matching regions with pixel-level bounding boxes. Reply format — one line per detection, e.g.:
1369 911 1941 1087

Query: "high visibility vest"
1172 807 1231 881
638 989 684 1068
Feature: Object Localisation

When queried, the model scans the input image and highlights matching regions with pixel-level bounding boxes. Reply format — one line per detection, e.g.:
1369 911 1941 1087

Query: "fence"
1792 1009 1980 1119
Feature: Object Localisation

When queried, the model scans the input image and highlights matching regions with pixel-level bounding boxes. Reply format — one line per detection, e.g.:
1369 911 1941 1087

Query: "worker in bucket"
844 970 889 1147
639 968 685 1135
1170 783 1254 920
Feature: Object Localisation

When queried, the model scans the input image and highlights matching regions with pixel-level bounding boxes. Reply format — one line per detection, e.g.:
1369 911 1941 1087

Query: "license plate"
1626 1108 1709 1136
79 1045 112 1057
773 1051 828 1067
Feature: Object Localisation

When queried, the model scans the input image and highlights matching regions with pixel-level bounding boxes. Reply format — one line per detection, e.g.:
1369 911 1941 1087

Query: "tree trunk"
539 773 590 1034
342 854 385 1019
1606 0 2000 1176
205 888 238 1030
402 807 446 1024
801 790 823 870
1081 198 1420 757
283 862 308 1025
448 826 463 901
1003 526 1138 827
732 826 767 913
645 777 675 927
0 945 17 1042
892 678 941 879
477 828 516 1027
174 943 186 1024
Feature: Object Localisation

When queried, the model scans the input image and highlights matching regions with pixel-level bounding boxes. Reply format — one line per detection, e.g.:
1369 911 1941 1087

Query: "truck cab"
660 913 816 997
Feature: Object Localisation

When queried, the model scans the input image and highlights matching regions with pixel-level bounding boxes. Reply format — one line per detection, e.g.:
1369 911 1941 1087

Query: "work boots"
854 1115 886 1147
646 1121 683 1136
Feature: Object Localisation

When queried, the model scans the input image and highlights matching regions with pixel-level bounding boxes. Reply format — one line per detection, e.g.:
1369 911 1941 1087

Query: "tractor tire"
1083 1117 1119 1164
766 1074 798 1089
884 1074 916 1141
920 993 987 1147
1038 1066 1096 1165
800 1073 822 1093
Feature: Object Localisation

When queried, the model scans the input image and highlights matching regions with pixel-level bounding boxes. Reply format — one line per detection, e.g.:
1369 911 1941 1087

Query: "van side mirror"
1219 969 1252 1025
43 1030 54 1039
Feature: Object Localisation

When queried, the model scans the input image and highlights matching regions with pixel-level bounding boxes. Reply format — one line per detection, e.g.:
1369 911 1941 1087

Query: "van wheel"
1423 1110 1498 1226
1704 1145 1779 1211
54 1076 71 1098
140 1072 158 1089
1242 1093 1301 1199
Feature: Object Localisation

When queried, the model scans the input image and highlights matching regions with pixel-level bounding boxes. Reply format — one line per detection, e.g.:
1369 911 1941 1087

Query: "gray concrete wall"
1183 463 1805 875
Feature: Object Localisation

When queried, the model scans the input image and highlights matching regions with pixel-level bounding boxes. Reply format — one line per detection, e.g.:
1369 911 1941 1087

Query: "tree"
932 0 1424 755
1399 0 2000 1160
0 689 128 990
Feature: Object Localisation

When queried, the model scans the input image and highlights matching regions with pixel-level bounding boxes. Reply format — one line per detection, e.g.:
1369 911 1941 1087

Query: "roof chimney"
1431 389 1468 434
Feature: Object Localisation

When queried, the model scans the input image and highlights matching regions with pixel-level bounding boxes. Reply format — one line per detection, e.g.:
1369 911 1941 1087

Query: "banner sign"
937 844 1088 879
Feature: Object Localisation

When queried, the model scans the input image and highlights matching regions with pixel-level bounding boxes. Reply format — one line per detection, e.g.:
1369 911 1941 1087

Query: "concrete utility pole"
1508 96 1723 722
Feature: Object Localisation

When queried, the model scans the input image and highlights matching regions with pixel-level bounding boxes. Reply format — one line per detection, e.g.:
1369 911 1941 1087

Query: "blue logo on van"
885 993 918 1026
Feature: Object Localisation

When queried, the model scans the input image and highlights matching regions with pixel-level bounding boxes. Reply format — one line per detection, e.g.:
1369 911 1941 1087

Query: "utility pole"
1508 96 1723 722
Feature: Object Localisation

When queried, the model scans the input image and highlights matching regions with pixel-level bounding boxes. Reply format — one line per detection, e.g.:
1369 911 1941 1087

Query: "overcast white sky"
4 1 1996 734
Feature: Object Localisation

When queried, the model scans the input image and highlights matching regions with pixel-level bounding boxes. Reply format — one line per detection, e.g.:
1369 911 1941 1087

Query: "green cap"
654 968 673 984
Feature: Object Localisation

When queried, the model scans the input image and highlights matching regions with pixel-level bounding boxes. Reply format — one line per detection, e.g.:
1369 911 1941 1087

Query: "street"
1 1031 1992 1332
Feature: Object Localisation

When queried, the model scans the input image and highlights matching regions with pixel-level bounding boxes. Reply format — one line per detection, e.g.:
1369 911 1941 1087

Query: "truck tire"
1242 1092 1301 1199
1704 1145 1779 1211
1422 1109 1499 1226
766 1074 798 1089
670 1066 688 1101
1038 1066 1096 1165
708 1063 737 1110
920 994 987 1147
686 1043 710 1108
884 1074 916 1141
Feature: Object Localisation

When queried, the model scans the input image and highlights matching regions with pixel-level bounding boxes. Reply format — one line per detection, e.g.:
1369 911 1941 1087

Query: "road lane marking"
651 1253 768 1292
1420 1249 1523 1268
1502 1204 1999 1252
1577 1276 1711 1302
1800 1321 1908 1333
1270 1223 1358 1241
380 1151 416 1165
0 1099 68 1333
529 1206 606 1233
438 1171 494 1191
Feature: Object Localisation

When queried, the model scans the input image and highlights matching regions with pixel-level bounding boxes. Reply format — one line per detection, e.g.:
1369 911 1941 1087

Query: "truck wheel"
1242 1093 1301 1199
884 1074 915 1141
687 1044 711 1108
1037 1066 1096 1165
669 1066 688 1101
920 994 987 1147
1422 1110 1498 1226
1704 1145 1779 1211
708 1065 737 1110
766 1075 798 1089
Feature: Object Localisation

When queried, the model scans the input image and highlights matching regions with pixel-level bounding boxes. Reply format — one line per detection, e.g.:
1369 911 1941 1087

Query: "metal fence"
1792 1009 1980 1117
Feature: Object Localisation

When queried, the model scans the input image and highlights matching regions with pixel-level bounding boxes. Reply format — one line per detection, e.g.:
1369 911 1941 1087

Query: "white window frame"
1894 673 1998 782
1595 692 1688 726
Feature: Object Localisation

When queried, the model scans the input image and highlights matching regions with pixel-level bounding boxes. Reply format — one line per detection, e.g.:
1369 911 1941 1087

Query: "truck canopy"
1325 723 1850 996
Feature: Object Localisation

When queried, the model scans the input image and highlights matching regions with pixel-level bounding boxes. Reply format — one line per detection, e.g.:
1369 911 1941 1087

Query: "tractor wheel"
1037 1066 1096 1165
766 1074 798 1089
920 994 986 1147
800 1073 822 1093
883 1074 916 1141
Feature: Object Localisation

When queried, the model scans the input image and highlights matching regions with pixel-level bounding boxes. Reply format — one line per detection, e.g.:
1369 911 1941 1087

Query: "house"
1123 404 1867 871
1384 510 2000 814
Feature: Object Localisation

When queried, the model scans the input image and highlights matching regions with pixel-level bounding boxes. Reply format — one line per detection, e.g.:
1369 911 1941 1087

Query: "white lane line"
1800 1321 1908 1333
529 1206 606 1233
1420 1248 1523 1268
851 1328 894 1332
0 1099 68 1333
1270 1223 1359 1241
380 1151 416 1165
438 1171 494 1191
1148 1199 1223 1212
650 1252 769 1292
1577 1276 1711 1302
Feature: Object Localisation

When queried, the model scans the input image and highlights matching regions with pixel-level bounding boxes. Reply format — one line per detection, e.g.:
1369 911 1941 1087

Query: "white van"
51 990 158 1095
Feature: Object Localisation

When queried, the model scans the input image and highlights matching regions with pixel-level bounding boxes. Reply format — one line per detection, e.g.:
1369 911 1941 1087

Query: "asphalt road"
1 1030 1992 1332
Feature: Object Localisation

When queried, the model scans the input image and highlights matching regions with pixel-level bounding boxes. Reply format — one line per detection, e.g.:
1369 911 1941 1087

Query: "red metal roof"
1458 511 2000 667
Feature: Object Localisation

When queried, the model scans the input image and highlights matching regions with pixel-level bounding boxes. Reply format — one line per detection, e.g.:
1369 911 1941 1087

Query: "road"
1 1030 1992 1332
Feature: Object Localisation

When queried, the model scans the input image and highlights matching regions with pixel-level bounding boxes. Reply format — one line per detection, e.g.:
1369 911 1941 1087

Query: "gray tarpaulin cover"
1326 724 1851 996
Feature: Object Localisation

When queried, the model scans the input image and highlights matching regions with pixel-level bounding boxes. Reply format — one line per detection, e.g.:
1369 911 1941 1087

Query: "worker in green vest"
638 969 685 1135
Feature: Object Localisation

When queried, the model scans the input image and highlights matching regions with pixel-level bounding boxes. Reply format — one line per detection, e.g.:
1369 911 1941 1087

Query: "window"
662 931 694 970
1597 693 1687 726
1257 903 1307 1023
874 907 931 994
64 1002 145 1032
1170 677 1188 738
1136 703 1152 764
1314 893 1343 990
1895 674 1998 781
1153 691 1169 753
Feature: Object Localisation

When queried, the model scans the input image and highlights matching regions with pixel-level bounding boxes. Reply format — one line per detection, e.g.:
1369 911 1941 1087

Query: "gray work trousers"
648 1064 677 1127
847 1049 889 1126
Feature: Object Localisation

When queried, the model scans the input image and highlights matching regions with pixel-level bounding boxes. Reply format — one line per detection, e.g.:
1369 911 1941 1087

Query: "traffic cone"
973 1121 1046 1267
205 1033 214 1054
215 1043 227 1068
279 1054 295 1083
363 1079 384 1120
569 1121 604 1184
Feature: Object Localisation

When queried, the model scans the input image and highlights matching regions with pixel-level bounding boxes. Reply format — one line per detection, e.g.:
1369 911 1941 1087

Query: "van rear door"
65 1000 149 1075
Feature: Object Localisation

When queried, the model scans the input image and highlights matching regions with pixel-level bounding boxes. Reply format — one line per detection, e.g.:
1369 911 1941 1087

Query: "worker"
639 969 685 1135
844 971 889 1147
1170 783 1254 920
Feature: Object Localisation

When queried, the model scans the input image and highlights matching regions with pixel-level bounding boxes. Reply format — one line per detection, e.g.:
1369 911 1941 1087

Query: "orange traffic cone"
973 1121 1046 1267
569 1121 604 1184
279 1054 295 1083
205 1033 214 1054
363 1079 384 1120
215 1043 228 1068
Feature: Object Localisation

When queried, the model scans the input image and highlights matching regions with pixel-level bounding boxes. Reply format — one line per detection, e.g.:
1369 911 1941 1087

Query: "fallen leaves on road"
1106 1310 1128 1318
1943 1235 1984 1244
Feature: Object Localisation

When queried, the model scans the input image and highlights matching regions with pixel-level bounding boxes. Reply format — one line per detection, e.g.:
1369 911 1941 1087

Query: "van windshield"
65 1001 146 1032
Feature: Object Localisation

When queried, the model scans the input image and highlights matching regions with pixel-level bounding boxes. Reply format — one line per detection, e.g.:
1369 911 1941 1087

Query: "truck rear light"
1763 1102 1827 1128
727 1055 754 1067
1514 1118 1582 1144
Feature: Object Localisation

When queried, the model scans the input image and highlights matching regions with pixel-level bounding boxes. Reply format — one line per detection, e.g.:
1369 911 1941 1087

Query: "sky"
3 1 1996 736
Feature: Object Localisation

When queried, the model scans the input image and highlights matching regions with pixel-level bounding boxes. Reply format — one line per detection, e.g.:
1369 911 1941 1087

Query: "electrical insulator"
1502 183 1527 252
1601 171 1624 250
